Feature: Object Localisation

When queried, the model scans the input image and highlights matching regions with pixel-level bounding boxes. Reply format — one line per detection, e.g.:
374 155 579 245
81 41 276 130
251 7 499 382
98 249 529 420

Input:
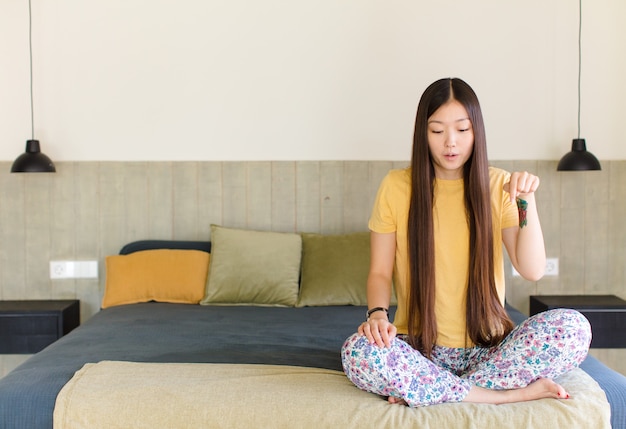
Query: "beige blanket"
54 361 610 429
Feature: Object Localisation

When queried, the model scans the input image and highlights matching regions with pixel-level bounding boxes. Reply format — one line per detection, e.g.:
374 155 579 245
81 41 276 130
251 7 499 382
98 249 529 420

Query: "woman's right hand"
362 231 397 348
358 317 397 348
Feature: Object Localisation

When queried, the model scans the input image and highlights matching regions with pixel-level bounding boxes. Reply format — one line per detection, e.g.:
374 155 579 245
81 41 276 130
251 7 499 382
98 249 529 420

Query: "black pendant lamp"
557 0 601 171
11 0 56 173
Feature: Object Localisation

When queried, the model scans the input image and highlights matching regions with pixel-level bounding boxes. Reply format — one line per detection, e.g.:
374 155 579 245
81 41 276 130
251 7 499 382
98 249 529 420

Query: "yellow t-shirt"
368 167 519 347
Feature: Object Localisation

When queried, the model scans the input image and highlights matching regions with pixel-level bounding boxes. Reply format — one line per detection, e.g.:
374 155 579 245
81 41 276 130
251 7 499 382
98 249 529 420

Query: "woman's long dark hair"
407 78 513 358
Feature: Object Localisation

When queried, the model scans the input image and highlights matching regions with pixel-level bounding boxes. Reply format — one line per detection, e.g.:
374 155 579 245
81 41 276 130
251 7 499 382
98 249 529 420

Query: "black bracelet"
366 307 389 320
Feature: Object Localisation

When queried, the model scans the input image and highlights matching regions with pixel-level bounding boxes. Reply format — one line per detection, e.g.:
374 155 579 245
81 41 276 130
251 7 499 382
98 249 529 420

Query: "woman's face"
426 99 474 180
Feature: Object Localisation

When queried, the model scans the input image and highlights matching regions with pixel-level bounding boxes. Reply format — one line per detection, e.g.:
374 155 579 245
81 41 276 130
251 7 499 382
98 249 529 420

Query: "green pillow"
297 232 371 306
201 225 302 307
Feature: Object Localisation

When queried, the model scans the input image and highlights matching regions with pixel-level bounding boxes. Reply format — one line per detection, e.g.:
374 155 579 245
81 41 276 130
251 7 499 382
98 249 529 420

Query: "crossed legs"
341 309 591 407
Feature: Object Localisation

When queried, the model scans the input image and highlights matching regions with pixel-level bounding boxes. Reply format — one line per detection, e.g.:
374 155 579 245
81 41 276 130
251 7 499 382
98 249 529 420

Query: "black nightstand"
0 300 80 354
529 295 626 348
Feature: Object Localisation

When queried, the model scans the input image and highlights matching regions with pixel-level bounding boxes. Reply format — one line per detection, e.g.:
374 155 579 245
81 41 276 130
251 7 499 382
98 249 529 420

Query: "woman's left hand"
503 171 540 202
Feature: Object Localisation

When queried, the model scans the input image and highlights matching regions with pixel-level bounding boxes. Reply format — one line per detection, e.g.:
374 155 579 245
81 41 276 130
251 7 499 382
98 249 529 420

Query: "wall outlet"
544 258 559 276
512 257 559 277
50 261 69 279
50 261 98 279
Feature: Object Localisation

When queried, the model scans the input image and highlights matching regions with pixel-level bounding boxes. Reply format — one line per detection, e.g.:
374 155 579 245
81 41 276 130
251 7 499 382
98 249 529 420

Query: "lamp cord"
29 0 35 140
577 0 582 140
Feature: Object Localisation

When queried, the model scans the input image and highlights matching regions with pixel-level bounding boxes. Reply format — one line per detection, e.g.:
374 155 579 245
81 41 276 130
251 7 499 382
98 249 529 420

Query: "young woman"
341 78 591 406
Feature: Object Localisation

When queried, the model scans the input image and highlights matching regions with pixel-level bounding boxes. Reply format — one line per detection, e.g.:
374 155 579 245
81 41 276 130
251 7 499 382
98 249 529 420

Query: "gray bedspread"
1 303 625 429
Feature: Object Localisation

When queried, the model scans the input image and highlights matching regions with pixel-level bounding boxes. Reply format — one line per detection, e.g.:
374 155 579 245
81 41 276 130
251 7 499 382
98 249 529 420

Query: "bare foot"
387 396 408 406
385 378 568 407
463 378 570 405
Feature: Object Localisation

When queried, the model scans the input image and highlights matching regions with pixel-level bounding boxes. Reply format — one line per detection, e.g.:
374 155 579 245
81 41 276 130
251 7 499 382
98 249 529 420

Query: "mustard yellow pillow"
102 249 210 309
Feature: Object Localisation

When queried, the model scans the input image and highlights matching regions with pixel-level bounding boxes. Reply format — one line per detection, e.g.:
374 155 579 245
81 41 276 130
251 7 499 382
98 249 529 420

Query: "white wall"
1 0 625 162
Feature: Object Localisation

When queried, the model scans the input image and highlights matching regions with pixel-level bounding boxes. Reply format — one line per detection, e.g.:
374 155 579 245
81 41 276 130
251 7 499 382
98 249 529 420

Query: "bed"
0 229 624 428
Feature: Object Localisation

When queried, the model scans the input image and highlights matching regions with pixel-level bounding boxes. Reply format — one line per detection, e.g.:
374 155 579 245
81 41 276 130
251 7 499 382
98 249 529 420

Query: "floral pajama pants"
341 308 592 407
